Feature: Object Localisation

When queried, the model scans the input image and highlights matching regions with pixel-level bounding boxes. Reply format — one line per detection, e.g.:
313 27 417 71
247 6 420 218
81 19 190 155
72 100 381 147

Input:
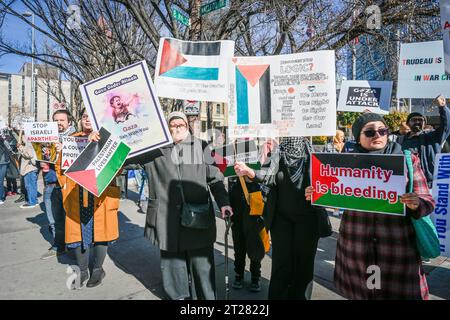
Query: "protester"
65 109 119 288
4 128 19 196
40 162 57 239
388 122 410 143
41 109 76 259
0 131 10 205
306 113 435 299
17 140 38 209
400 95 450 187
91 111 232 299
228 176 264 292
324 129 345 153
235 137 320 300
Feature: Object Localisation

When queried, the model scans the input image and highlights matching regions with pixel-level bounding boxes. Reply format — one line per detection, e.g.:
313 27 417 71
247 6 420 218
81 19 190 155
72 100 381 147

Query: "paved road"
0 178 449 300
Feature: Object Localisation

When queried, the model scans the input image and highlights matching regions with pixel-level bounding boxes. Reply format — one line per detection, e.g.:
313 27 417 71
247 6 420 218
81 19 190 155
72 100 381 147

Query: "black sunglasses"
362 128 389 138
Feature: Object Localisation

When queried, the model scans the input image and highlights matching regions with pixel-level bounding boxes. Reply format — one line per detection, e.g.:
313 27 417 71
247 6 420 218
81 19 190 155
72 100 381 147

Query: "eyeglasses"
169 124 187 130
362 128 389 138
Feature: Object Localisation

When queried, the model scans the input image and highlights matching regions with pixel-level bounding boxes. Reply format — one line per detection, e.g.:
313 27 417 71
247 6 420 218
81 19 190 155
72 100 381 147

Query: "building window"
201 121 207 133
216 104 221 115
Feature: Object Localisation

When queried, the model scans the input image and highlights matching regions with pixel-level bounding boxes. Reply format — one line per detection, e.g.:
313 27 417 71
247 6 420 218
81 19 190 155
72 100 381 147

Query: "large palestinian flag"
212 140 261 177
158 39 221 80
311 153 406 216
65 127 131 197
154 38 234 102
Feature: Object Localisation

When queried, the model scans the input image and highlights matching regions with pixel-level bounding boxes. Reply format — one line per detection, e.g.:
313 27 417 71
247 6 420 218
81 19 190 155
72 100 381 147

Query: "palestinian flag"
65 127 131 197
158 38 221 81
311 153 406 216
212 140 261 177
234 63 271 125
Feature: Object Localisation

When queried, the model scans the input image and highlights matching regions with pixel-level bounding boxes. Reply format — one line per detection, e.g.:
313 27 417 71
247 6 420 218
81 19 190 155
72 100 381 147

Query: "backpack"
404 149 440 259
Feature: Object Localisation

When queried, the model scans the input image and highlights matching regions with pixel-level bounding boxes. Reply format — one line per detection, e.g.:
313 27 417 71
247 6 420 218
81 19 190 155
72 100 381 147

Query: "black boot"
80 270 89 287
86 268 105 288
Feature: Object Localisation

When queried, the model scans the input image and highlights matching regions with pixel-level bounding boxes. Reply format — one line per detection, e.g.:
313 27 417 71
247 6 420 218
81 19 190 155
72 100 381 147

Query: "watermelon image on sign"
65 127 131 197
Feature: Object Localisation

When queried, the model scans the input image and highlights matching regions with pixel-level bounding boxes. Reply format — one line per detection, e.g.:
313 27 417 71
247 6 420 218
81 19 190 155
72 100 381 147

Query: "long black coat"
128 135 229 252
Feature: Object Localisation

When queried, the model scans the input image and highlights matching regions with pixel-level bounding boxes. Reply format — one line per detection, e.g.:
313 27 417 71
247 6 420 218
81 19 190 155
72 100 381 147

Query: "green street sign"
172 7 190 27
200 0 228 16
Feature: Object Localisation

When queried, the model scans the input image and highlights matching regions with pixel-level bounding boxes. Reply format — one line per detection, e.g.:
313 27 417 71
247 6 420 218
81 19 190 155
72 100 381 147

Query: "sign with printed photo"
79 60 172 158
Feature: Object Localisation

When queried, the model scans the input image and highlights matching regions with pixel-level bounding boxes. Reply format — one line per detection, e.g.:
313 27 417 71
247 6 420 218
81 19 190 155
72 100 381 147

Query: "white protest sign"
80 60 172 158
431 153 450 258
337 80 393 115
154 38 235 102
23 122 59 143
397 40 450 98
228 50 336 138
61 136 89 170
441 0 450 75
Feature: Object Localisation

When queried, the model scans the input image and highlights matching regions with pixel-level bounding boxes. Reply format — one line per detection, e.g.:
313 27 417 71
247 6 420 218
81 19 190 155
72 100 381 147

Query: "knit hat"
352 113 388 142
167 111 188 125
406 112 426 125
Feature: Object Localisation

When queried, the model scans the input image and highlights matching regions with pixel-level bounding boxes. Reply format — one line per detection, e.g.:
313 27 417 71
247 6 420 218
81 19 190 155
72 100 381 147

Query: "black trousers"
160 246 216 300
268 213 319 300
51 187 65 251
74 243 108 273
231 215 262 279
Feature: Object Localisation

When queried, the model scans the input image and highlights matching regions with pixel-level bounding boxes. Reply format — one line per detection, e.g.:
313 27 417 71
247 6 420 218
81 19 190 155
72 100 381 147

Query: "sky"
0 1 46 74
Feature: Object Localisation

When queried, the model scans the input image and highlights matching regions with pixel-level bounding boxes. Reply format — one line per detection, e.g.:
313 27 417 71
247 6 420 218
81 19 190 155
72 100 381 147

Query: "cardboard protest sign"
211 140 261 177
337 80 393 114
65 127 130 197
80 60 172 159
23 122 59 163
154 38 235 102
397 40 450 98
61 136 89 170
441 0 450 75
228 51 336 138
431 153 450 258
311 153 406 216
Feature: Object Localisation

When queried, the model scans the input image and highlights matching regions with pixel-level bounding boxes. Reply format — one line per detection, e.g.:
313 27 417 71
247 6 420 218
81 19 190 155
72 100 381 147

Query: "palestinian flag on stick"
212 140 261 177
65 127 131 197
311 153 406 216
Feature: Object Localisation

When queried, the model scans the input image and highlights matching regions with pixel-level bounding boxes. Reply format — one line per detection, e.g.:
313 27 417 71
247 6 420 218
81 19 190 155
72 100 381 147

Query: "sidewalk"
0 179 449 300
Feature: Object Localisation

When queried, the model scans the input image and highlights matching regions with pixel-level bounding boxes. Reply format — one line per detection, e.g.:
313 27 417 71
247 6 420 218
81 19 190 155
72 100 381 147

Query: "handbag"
176 158 213 230
404 150 440 259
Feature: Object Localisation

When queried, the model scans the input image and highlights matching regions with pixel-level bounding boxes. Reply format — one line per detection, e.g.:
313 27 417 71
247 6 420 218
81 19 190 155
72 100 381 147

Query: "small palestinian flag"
311 153 406 216
65 127 131 197
212 140 261 177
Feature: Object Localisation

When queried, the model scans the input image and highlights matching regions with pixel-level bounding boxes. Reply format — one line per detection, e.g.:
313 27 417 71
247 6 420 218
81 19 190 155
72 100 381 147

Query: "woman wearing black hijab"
234 137 320 300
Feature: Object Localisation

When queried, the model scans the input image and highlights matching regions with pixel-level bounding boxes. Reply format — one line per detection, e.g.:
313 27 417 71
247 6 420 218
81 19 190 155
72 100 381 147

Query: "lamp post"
22 12 35 120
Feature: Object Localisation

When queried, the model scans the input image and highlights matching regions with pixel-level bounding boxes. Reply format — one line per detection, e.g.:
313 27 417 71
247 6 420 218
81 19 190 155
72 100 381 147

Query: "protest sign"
431 153 450 258
61 136 89 170
23 122 59 143
311 153 406 216
23 122 59 163
228 50 336 138
80 60 172 158
337 80 393 114
211 140 261 177
13 115 35 131
397 40 450 98
183 100 200 115
154 37 234 102
65 127 131 197
441 0 450 75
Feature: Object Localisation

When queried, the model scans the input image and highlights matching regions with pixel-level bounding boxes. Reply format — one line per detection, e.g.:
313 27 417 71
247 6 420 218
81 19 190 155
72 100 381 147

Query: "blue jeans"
0 164 7 201
44 184 56 237
24 170 38 205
